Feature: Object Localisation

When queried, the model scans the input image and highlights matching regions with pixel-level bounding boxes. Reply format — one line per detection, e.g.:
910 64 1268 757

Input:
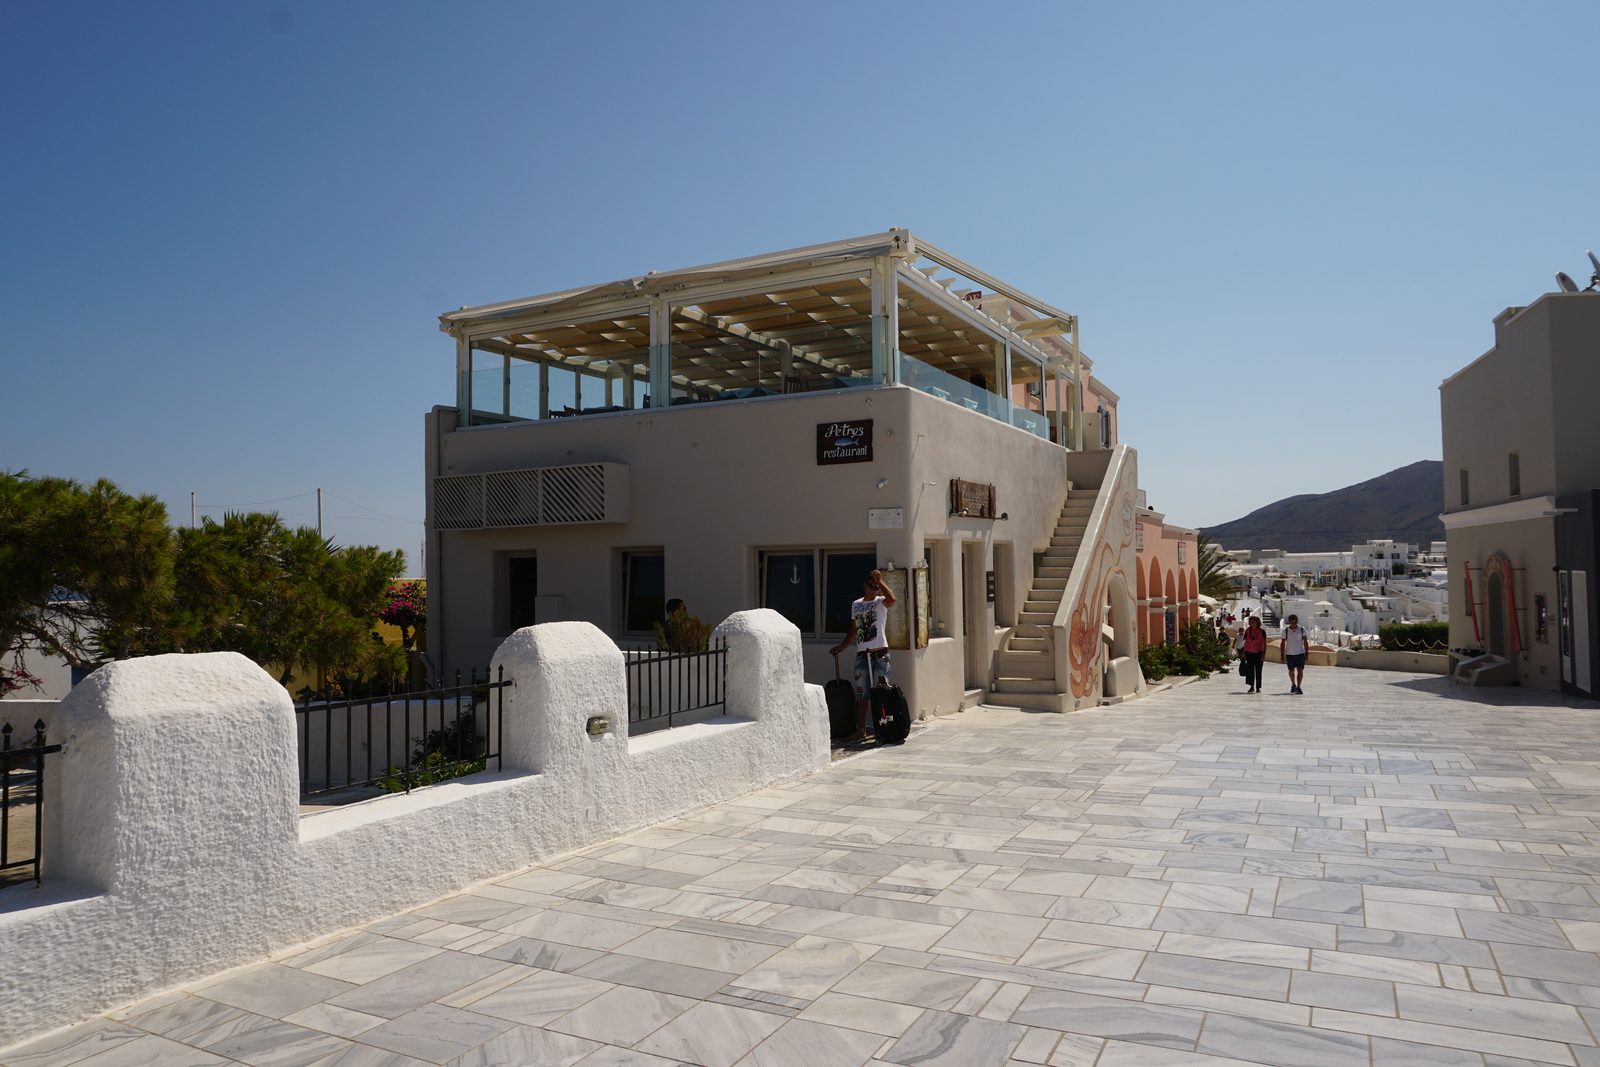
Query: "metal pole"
2 723 11 869
191 492 196 529
33 720 46 886
317 488 323 537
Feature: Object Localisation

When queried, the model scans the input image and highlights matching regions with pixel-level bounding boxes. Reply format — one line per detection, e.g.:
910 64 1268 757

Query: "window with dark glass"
1508 452 1521 498
1460 468 1470 507
507 555 538 632
763 553 816 634
623 552 665 633
759 548 877 636
824 552 877 634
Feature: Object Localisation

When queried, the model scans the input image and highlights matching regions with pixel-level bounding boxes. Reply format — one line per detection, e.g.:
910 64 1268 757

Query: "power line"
324 492 421 524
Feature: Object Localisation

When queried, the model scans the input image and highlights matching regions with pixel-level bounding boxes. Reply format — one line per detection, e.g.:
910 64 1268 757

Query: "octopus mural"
1064 453 1140 700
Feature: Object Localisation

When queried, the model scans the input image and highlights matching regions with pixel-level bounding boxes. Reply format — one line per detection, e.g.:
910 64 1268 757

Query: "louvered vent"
434 474 484 530
433 463 629 529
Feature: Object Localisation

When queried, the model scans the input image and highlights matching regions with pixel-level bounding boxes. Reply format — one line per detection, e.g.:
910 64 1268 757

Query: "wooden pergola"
441 229 1098 447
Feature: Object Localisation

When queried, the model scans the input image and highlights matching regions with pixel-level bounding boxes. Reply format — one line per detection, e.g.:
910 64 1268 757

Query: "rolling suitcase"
826 652 858 740
867 654 910 745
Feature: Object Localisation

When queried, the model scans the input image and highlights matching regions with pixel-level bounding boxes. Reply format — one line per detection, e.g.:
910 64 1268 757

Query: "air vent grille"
433 462 628 529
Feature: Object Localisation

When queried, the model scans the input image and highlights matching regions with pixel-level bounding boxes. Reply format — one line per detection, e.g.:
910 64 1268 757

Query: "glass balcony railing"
896 351 1049 439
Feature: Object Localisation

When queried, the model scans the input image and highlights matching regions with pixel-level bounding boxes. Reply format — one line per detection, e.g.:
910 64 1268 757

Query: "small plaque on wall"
868 507 903 529
817 419 873 465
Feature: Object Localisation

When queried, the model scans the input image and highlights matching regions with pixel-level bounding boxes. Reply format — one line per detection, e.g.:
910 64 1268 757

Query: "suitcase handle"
831 650 841 682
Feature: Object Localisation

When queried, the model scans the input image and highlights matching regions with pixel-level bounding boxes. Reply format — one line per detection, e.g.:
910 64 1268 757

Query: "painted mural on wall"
1066 456 1139 700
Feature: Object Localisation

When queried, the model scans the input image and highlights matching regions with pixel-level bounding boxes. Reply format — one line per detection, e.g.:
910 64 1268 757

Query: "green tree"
0 472 174 686
1195 532 1238 601
116 511 408 689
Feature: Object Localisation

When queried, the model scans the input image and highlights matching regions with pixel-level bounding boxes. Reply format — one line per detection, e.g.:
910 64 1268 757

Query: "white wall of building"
426 384 1088 719
0 610 826 1050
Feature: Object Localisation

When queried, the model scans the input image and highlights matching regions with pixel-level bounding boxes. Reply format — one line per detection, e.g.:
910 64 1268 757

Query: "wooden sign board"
817 419 873 465
950 479 996 518
879 567 910 650
913 566 930 648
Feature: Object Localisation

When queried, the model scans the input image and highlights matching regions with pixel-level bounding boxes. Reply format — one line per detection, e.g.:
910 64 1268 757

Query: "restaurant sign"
817 419 873 465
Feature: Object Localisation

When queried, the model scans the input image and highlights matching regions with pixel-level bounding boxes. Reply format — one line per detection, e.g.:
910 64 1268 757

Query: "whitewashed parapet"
0 611 826 1051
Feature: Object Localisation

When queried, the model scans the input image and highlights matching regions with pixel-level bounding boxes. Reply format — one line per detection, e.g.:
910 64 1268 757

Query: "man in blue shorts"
829 570 896 741
1282 613 1309 694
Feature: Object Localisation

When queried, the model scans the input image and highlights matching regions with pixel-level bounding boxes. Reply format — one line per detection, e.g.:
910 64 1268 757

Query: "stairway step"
1007 638 1049 651
1027 589 1064 602
993 679 1061 693
1032 577 1067 589
1019 611 1055 624
1023 601 1059 613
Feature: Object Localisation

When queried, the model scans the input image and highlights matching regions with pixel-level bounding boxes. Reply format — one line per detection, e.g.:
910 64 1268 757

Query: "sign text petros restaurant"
816 419 873 465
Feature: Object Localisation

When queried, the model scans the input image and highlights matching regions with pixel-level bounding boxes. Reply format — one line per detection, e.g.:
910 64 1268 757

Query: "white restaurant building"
423 232 1182 716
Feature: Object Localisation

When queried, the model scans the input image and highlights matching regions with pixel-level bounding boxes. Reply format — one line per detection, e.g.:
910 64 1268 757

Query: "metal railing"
294 668 509 798
625 639 727 730
2 719 61 888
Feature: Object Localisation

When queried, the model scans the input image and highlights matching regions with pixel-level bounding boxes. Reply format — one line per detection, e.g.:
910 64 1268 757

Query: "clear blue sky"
6 1 1599 572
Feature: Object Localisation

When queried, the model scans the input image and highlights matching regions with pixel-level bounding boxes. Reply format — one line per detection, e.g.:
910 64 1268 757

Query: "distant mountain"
1201 461 1444 552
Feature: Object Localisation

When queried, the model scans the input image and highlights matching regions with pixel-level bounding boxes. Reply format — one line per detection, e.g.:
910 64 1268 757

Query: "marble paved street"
10 666 1600 1067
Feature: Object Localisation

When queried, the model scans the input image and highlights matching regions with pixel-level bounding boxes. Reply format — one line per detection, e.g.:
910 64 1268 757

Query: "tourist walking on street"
1283 613 1309 694
1240 617 1266 693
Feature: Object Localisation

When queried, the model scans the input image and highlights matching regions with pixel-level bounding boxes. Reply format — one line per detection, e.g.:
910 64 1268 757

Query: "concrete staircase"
990 487 1098 711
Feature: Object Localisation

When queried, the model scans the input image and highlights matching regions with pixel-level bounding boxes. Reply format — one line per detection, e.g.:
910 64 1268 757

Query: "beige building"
424 231 1150 716
1440 289 1600 693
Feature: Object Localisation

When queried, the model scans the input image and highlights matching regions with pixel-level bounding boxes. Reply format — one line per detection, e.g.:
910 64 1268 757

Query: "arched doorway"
1135 558 1148 648
1486 560 1510 658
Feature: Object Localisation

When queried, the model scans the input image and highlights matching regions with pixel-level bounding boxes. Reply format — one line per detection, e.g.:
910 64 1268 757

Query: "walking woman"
1240 616 1267 694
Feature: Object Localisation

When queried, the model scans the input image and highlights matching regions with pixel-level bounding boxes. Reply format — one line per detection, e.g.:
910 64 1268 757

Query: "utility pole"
317 488 323 537
191 492 195 529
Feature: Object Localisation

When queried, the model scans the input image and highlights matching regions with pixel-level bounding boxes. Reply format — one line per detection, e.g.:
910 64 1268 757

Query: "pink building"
1133 505 1200 645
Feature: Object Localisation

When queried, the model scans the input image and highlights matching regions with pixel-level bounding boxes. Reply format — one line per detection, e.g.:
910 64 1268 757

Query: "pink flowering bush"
0 664 44 698
379 582 426 649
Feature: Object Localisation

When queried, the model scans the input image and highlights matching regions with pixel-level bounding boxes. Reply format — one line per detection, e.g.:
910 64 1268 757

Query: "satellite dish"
1588 250 1600 290
1557 271 1581 293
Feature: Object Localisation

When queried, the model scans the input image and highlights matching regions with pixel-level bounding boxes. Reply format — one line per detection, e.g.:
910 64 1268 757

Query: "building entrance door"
1486 568 1509 658
962 542 989 690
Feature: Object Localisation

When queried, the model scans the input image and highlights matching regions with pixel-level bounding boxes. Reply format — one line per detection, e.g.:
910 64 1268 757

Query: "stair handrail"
1049 444 1137 689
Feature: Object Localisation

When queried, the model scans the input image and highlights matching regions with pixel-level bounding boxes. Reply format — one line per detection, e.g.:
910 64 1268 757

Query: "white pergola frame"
443 230 1091 445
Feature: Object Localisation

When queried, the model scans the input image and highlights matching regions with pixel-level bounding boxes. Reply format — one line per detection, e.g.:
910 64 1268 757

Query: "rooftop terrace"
439 230 1103 447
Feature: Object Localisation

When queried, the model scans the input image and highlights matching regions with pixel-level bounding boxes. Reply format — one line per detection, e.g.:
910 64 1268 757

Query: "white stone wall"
0 610 826 1050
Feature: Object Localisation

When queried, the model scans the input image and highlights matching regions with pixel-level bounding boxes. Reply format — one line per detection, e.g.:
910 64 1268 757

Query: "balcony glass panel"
509 358 541 420
896 351 1049 439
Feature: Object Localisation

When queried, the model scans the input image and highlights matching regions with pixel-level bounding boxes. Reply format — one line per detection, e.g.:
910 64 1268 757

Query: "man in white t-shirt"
1282 613 1309 694
829 570 897 740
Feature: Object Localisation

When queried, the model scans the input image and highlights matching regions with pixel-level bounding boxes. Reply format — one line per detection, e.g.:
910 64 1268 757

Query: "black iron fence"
2 719 61 888
295 668 509 798
625 640 727 731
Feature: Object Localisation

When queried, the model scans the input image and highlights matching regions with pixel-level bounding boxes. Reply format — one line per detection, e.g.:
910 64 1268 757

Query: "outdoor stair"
991 487 1101 712
1016 491 1095 626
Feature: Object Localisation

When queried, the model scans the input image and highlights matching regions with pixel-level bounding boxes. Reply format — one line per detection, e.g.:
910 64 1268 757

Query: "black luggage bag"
826 653 857 740
867 654 910 745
